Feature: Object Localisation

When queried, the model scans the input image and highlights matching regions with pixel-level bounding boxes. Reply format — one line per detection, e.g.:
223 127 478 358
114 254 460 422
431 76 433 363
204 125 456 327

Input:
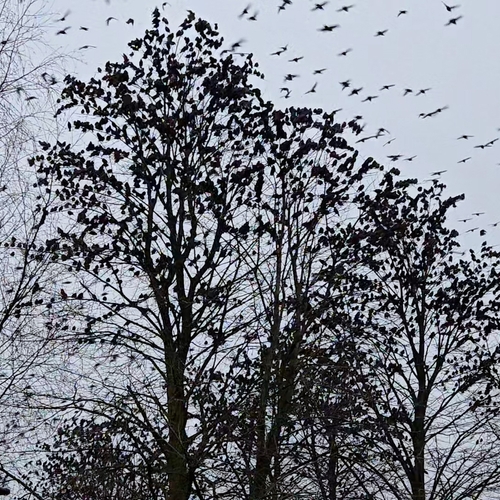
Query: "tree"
27 8 378 500
312 175 500 500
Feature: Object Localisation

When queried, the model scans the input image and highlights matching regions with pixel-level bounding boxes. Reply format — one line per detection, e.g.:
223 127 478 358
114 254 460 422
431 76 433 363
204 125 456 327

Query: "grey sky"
47 0 500 246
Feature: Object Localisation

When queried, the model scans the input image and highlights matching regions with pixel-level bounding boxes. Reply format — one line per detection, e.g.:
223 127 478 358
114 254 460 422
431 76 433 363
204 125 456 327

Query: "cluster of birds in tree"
32 0 496 236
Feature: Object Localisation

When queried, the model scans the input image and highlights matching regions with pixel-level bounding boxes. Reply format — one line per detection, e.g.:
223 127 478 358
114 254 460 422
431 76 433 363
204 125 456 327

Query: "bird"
338 48 352 56
466 227 479 233
380 84 395 91
384 138 396 146
405 156 417 161
458 218 472 222
312 1 329 10
445 16 462 26
313 68 327 74
416 88 431 95
387 154 403 161
319 24 340 32
271 45 288 56
458 157 471 163
356 135 377 143
79 45 96 50
337 4 355 12
362 95 378 102
248 11 258 21
284 74 299 81
305 83 318 94
489 221 500 227
398 10 408 17
60 289 68 300
349 87 363 96
457 134 473 140
106 17 117 26
376 128 390 136
25 96 37 101
442 2 460 12
79 26 89 31
239 4 251 18
339 79 351 90
472 212 485 216
289 56 304 63
56 10 71 22
375 30 388 37
431 170 447 176
55 26 70 35
486 138 499 147
126 18 134 25
403 88 413 96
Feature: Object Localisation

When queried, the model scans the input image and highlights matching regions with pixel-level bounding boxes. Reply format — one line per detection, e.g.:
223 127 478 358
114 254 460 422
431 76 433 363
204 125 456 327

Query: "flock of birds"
30 0 497 237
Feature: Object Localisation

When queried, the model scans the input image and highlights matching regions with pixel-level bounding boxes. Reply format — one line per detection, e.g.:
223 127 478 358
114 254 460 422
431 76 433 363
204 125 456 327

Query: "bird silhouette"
446 16 462 26
442 2 460 12
362 95 378 102
319 24 340 32
338 48 352 56
239 4 251 18
416 88 431 95
126 18 134 25
431 170 447 176
403 88 413 96
106 17 117 26
79 26 89 31
56 26 71 35
459 218 473 222
79 45 97 50
387 154 403 161
457 134 473 140
305 83 318 94
384 138 396 146
312 1 329 11
248 11 258 21
313 68 327 74
289 56 304 63
398 10 408 17
337 4 355 12
458 157 471 163
405 156 417 161
339 79 351 90
284 74 299 81
380 84 395 91
349 87 363 96
472 212 485 216
375 30 388 36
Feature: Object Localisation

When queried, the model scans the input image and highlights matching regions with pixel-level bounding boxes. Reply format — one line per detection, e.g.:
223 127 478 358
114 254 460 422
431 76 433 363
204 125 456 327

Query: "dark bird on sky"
446 16 462 26
338 48 352 56
458 157 471 163
489 221 500 227
284 73 299 81
459 218 473 222
126 18 134 25
106 17 117 25
403 88 413 96
79 45 97 50
56 26 70 35
313 68 327 74
319 24 340 32
431 170 447 176
56 10 71 22
472 212 485 216
362 95 378 102
271 45 288 56
312 1 329 10
457 134 473 140
405 156 417 161
380 84 395 91
340 79 351 90
376 127 390 136
375 30 388 36
416 88 431 95
387 154 403 161
474 143 489 150
289 56 304 63
349 87 363 96
337 4 355 12
384 138 396 146
25 96 37 101
398 10 408 17
422 106 449 118
239 4 251 18
486 138 499 147
60 289 68 300
248 11 258 21
79 26 89 31
305 83 318 94
356 135 377 143
466 227 479 233
280 88 292 99
443 2 460 12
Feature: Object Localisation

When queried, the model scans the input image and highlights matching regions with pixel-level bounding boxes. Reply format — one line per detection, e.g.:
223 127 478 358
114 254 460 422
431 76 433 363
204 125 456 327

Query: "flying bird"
126 18 134 25
248 11 258 21
56 10 71 22
106 17 117 25
338 48 352 56
445 16 462 26
305 83 318 94
431 170 447 176
239 4 251 18
313 68 327 74
337 4 355 12
339 79 351 90
375 30 388 36
289 56 304 63
55 26 71 35
403 88 413 96
387 154 403 161
79 26 89 31
380 84 395 91
472 212 485 216
383 138 396 146
416 88 431 95
349 87 363 96
312 1 329 10
79 45 97 50
442 2 460 12
457 134 473 140
362 95 378 102
398 10 408 17
319 24 340 32
458 157 471 163
459 218 472 222
284 73 299 81
405 156 417 161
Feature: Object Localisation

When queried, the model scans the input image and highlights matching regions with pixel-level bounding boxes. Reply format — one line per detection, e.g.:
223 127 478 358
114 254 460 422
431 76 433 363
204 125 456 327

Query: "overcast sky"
46 0 500 249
